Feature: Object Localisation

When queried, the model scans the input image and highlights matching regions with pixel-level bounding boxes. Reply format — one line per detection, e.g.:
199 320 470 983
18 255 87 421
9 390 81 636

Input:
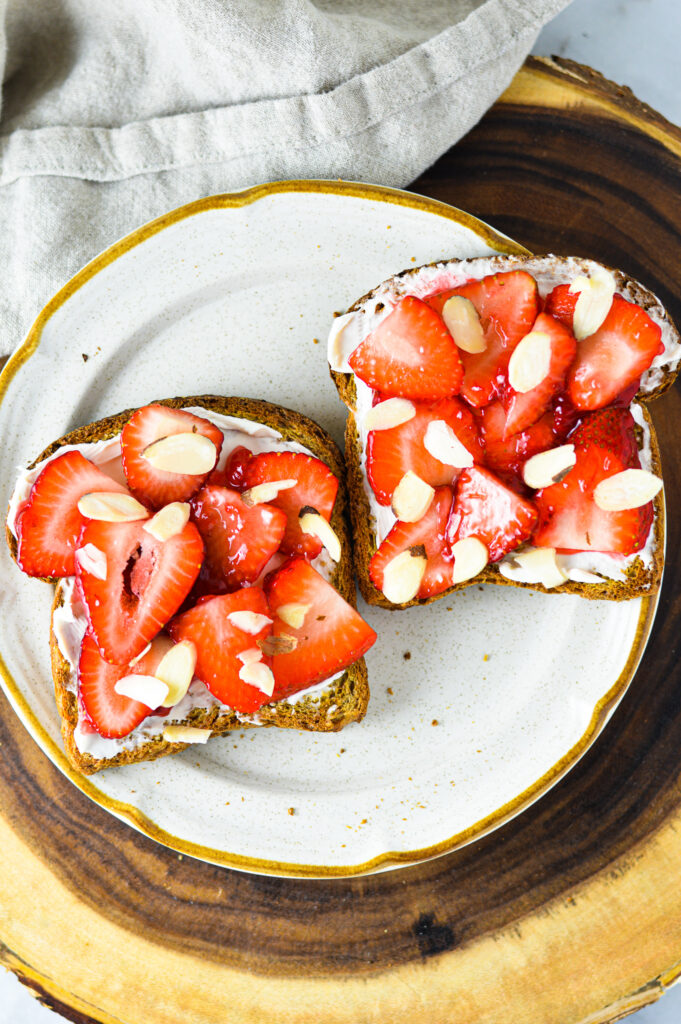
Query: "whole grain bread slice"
9 395 369 774
328 255 675 607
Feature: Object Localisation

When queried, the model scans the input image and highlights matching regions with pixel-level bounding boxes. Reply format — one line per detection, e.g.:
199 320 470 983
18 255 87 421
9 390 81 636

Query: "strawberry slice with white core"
76 518 204 664
545 287 664 410
369 487 456 600
16 450 131 578
264 557 377 699
501 313 577 436
534 406 654 554
446 467 538 563
78 632 174 739
121 404 223 508
190 485 287 592
243 451 338 557
348 296 463 400
168 588 275 713
427 271 539 408
366 397 482 506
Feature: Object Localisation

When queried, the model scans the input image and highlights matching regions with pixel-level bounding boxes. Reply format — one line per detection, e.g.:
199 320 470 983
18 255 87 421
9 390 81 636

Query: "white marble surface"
3 0 681 1020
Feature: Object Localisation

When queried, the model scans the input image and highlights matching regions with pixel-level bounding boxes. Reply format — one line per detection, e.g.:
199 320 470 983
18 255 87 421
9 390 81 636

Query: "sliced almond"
523 445 576 489
507 330 552 393
114 673 169 709
276 602 311 628
449 537 488 584
242 479 297 507
391 471 435 523
239 661 275 697
77 491 149 523
381 544 427 604
593 469 663 511
128 642 152 667
163 725 212 744
75 543 107 581
442 295 487 353
502 547 568 590
566 567 603 584
299 506 342 561
423 420 474 469
227 610 273 634
143 502 190 541
236 647 263 666
569 267 616 340
258 634 298 656
364 398 416 432
142 432 217 475
154 640 197 707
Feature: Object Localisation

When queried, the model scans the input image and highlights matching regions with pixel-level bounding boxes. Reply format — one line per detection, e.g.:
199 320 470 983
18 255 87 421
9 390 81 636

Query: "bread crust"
11 395 369 774
330 255 671 607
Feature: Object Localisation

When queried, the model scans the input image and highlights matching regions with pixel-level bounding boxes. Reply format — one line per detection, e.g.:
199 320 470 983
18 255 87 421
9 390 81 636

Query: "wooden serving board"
2 56 681 1024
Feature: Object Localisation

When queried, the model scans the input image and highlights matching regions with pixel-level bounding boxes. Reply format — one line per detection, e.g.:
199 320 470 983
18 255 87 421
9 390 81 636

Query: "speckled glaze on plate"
0 181 660 877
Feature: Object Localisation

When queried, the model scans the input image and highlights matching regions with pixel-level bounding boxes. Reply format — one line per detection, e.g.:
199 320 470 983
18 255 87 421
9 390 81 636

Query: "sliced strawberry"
545 287 663 410
76 518 204 664
428 271 539 408
222 445 253 489
367 397 483 505
243 451 338 558
78 632 174 739
369 487 455 599
569 406 641 467
190 485 287 592
168 588 274 713
120 404 223 508
264 557 376 698
15 450 131 578
501 313 577 436
446 467 538 562
348 296 463 399
480 402 556 485
534 446 652 554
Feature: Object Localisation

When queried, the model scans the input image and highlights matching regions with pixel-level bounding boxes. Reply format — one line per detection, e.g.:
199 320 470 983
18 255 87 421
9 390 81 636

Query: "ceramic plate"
0 181 659 877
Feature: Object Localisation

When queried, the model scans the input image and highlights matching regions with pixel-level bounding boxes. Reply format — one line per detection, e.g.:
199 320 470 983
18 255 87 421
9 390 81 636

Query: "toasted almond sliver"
143 501 191 541
391 471 435 523
142 432 217 475
276 602 311 628
503 547 568 589
239 661 275 697
299 507 342 561
128 642 152 667
242 479 297 507
442 295 487 353
364 398 416 432
423 419 474 469
154 640 197 707
163 725 212 744
450 537 488 584
593 469 663 511
381 545 427 604
77 491 149 523
523 445 576 490
566 567 604 584
508 330 552 394
569 267 616 340
227 610 273 634
75 543 107 581
114 674 170 709
237 647 263 666
258 634 298 656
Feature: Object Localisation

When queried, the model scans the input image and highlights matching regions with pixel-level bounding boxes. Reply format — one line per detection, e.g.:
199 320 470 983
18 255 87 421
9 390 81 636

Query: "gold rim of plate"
0 179 658 877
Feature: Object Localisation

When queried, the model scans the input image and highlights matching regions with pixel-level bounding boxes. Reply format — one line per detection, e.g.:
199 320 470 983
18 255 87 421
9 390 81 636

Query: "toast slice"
8 396 371 774
328 255 678 607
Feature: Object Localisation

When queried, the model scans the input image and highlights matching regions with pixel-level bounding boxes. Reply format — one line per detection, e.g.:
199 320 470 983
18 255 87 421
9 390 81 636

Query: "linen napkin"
0 0 569 356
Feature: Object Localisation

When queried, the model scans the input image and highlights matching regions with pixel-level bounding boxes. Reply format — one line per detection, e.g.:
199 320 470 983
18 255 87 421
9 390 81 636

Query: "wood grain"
2 56 681 1024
